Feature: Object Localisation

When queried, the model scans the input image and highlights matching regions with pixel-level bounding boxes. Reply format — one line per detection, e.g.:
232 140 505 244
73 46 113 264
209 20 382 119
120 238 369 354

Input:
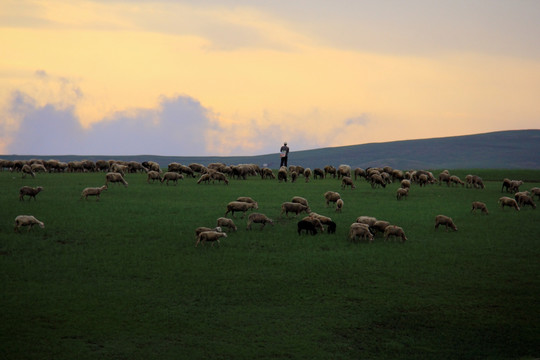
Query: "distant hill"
3 130 540 169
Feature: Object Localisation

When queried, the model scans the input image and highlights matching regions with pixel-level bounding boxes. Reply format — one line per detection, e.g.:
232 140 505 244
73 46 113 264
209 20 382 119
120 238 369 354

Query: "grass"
1 169 539 359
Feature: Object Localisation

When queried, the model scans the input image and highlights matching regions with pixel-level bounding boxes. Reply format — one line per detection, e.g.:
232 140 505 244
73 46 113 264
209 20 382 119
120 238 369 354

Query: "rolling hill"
3 129 540 169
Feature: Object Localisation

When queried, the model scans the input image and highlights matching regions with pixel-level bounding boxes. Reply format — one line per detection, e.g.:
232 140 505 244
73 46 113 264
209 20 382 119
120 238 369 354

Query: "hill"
3 129 539 169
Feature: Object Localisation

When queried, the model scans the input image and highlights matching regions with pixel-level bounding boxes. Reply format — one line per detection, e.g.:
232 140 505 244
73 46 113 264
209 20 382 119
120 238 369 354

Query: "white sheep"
356 216 378 227
19 186 44 201
396 187 409 200
337 164 351 179
147 171 163 183
383 225 407 242
449 175 465 187
161 172 184 185
372 220 390 234
194 226 222 239
80 185 108 201
471 201 489 214
335 198 344 212
210 171 229 185
105 172 128 187
349 223 373 242
236 197 259 209
531 187 540 200
197 174 211 184
246 213 275 230
324 191 341 207
14 215 44 232
291 196 309 207
225 201 258 218
280 202 311 217
400 179 411 189
216 217 237 232
303 168 312 182
196 231 227 247
21 164 35 178
498 196 520 211
435 215 458 231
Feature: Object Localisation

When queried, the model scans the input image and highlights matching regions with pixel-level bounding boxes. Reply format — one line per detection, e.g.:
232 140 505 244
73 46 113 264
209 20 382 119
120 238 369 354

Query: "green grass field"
1 169 539 359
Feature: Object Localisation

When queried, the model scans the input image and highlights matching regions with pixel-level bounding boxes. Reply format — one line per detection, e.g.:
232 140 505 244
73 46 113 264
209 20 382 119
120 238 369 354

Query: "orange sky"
1 0 539 155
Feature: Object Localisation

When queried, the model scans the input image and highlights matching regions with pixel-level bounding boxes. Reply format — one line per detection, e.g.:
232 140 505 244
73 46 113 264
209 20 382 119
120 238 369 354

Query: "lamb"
471 201 489 214
225 201 258 218
396 187 409 200
303 168 312 182
21 164 35 178
341 176 356 189
335 198 344 212
349 223 374 242
105 172 128 187
146 171 163 183
161 172 184 185
297 220 318 235
280 202 311 217
196 231 227 247
246 213 275 230
14 215 44 232
498 196 520 211
383 225 407 242
291 196 309 207
236 197 259 209
80 185 108 201
19 186 44 201
324 191 341 206
435 215 458 231
194 226 222 238
216 217 237 232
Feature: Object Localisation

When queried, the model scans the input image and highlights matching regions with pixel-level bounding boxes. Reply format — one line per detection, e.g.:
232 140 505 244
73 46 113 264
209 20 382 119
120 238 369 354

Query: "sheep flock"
2 159 537 247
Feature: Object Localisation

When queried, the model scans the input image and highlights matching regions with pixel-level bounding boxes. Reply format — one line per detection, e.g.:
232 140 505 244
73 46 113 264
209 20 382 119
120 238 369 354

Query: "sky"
1 0 539 156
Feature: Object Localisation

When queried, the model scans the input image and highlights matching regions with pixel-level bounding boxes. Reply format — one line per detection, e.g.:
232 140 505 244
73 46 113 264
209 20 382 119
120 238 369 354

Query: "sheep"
236 197 259 209
303 168 312 182
14 215 44 232
449 175 465 187
324 191 341 206
146 170 163 183
194 226 222 239
354 167 366 181
324 165 337 178
356 216 378 227
196 231 227 247
31 163 47 173
501 178 512 192
291 196 309 207
313 168 324 179
261 168 276 179
19 186 44 201
341 176 356 189
215 217 237 232
225 201 258 218
498 196 520 211
308 212 336 233
370 174 386 188
105 172 128 187
509 180 524 193
300 216 325 233
384 225 407 242
280 202 310 217
210 171 229 185
435 215 458 231
439 172 451 186
335 198 344 212
278 167 288 182
80 185 108 201
297 219 318 235
417 174 429 187
337 164 351 179
471 175 485 189
197 174 211 184
372 220 390 234
530 187 540 200
290 171 298 183
471 201 489 214
400 179 411 189
396 187 409 200
515 193 536 209
246 213 275 230
349 223 374 242
21 164 35 178
161 171 184 185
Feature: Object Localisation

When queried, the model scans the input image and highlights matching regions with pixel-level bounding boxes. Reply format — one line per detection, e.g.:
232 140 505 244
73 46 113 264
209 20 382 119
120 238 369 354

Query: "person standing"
280 142 289 167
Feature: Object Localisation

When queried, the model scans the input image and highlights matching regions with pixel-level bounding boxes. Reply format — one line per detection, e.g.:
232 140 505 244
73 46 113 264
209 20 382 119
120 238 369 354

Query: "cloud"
345 114 370 127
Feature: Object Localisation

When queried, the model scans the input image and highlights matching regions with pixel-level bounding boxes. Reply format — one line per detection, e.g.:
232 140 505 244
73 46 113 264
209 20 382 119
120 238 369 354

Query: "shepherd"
280 142 290 167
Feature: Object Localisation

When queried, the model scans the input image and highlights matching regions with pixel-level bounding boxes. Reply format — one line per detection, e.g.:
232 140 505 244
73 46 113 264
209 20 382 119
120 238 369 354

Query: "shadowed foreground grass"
1 169 539 359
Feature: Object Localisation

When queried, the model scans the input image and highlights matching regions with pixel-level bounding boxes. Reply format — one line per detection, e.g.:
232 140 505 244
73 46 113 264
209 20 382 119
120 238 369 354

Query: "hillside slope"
3 129 539 169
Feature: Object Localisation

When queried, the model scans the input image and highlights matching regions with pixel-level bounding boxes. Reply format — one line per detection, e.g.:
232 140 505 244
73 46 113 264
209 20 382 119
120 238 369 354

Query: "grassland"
1 169 539 359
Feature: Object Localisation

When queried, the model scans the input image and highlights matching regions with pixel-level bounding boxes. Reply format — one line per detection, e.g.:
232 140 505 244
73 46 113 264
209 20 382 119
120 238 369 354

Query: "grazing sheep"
435 215 458 231
197 174 211 184
290 171 298 183
498 196 520 211
19 186 44 201
246 213 275 230
324 191 341 207
384 225 407 242
291 196 309 207
196 231 227 247
21 164 35 178
372 220 390 234
400 179 411 189
146 171 163 183
300 216 325 233
396 187 409 200
530 187 540 200
105 172 128 187
335 198 344 212
31 163 47 173
297 220 318 235
236 197 259 209
501 178 512 192
194 226 222 239
341 176 356 189
278 167 288 182
210 171 229 185
471 175 485 189
80 185 108 201
515 193 536 209
308 212 336 233
349 223 374 242
354 167 366 181
356 216 378 227
439 172 451 186
509 180 523 193
370 174 386 188
324 165 337 178
303 168 312 182
216 217 237 232
161 172 184 185
225 201 258 218
337 164 351 179
471 201 489 214
313 168 324 179
261 168 276 179
14 215 44 232
448 175 464 187
280 202 311 217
